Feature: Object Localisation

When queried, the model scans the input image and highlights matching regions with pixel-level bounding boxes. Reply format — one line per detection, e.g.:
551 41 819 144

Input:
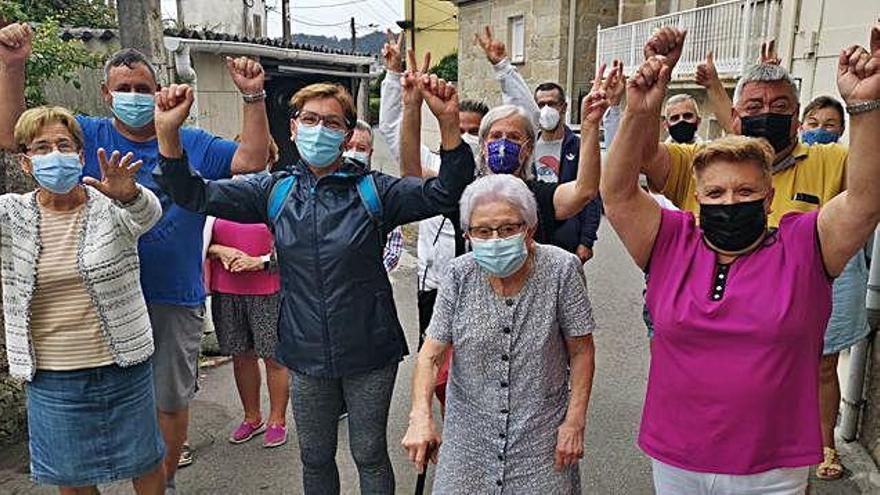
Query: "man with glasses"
476 26 601 264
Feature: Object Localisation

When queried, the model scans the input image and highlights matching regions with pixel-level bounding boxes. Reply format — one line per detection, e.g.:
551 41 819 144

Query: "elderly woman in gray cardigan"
5 106 163 494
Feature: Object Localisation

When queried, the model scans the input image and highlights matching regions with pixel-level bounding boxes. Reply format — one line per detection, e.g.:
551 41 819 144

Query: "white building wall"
178 0 268 37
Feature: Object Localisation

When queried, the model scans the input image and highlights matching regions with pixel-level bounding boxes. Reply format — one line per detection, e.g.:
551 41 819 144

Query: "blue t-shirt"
76 116 237 306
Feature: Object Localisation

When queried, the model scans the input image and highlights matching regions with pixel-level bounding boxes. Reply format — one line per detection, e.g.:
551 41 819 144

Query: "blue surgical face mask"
111 92 156 129
30 151 82 194
487 139 522 174
470 232 528 277
343 149 371 168
296 124 345 168
801 128 840 145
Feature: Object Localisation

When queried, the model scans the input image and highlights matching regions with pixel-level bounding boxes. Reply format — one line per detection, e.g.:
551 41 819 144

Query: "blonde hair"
289 83 356 129
692 135 774 181
14 106 84 153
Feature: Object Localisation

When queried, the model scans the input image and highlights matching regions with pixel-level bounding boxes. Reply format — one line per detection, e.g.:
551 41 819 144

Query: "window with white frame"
508 16 525 64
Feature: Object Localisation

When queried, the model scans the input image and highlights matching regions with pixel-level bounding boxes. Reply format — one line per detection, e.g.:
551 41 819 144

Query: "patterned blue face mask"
470 232 528 277
111 92 156 129
296 124 345 168
800 128 840 145
486 139 522 174
30 151 82 194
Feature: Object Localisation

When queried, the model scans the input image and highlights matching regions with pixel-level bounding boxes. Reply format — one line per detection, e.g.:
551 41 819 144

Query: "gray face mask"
343 149 371 168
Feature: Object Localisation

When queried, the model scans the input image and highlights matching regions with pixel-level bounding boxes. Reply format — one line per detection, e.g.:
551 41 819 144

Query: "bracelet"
242 90 266 104
846 99 880 115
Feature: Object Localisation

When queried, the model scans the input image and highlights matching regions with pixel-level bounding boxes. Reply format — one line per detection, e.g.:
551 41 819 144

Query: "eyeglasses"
468 222 525 239
27 139 78 155
295 111 349 133
666 112 696 124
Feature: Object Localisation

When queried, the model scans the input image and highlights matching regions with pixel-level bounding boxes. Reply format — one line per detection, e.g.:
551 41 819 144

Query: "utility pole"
117 0 167 82
282 0 291 41
350 17 356 51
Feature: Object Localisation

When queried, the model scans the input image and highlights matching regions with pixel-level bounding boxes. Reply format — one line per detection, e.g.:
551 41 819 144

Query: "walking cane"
414 443 436 495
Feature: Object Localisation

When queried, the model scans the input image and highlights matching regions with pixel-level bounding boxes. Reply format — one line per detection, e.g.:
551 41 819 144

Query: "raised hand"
644 27 687 70
581 63 612 126
759 39 781 65
382 29 404 73
154 84 194 133
0 22 32 67
226 56 264 95
627 56 672 115
475 25 507 65
418 73 459 124
402 49 432 107
837 25 880 105
83 148 142 203
695 50 719 88
605 59 627 107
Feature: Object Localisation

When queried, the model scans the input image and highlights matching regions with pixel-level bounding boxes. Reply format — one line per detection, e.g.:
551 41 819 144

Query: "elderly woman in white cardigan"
5 106 163 494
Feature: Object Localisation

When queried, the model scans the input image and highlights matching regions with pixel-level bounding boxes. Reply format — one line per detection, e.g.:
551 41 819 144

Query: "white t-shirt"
417 153 457 291
533 138 564 183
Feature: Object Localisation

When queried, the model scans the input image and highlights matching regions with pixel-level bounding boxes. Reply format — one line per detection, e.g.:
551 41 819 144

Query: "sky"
161 0 404 39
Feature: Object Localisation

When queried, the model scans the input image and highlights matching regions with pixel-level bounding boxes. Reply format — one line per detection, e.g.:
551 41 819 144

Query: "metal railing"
596 0 782 80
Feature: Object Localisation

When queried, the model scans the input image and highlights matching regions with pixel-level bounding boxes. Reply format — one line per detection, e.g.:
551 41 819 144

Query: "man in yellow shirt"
637 29 867 481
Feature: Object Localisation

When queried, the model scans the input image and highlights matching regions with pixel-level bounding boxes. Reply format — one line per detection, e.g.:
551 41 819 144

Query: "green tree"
0 0 114 107
430 52 457 82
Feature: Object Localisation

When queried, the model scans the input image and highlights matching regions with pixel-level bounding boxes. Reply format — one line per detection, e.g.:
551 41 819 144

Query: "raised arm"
602 48 686 268
0 23 31 150
601 59 627 148
226 56 270 174
818 25 880 276
378 30 404 165
477 26 539 120
380 76 475 226
152 83 270 223
552 64 612 220
695 51 735 135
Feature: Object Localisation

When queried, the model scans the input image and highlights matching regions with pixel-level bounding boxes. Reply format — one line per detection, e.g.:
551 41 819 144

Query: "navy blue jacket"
154 143 475 378
549 126 601 251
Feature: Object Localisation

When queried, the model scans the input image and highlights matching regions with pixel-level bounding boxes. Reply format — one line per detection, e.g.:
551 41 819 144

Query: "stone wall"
0 153 37 446
571 0 619 121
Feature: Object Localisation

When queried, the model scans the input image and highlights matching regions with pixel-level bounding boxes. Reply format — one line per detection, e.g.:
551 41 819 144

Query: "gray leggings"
290 363 398 495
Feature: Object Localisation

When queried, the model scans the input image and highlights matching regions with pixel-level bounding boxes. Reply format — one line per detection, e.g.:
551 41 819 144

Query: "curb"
199 355 232 369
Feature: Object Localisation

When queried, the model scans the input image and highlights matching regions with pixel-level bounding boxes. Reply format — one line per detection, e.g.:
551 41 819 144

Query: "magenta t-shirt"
641 209 832 475
209 219 280 296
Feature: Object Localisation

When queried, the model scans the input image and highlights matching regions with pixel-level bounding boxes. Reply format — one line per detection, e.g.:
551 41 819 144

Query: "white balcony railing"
596 0 782 81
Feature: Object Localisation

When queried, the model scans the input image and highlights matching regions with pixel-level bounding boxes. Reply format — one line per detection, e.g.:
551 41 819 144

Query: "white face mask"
343 149 371 167
539 105 561 131
461 132 481 157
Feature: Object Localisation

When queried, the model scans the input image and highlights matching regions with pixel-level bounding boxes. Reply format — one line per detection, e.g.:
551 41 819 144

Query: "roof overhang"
164 36 374 68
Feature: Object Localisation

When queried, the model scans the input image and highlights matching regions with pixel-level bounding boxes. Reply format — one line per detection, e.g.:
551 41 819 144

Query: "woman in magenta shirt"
206 195 288 448
601 27 880 494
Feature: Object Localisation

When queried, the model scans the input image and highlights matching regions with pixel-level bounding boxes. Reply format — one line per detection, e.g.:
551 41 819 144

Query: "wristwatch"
261 254 271 271
242 90 267 104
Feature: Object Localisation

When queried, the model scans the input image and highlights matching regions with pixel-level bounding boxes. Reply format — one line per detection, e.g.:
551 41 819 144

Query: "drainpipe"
164 39 200 128
842 228 880 441
565 0 576 126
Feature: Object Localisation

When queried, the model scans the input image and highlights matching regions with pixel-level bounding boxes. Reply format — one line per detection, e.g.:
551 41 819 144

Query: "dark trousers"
417 289 438 351
290 363 398 495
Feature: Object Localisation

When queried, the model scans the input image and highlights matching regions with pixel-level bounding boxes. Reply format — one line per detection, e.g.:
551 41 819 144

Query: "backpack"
266 173 385 244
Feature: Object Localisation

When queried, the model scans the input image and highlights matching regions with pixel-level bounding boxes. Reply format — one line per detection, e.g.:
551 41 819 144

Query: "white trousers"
652 459 809 495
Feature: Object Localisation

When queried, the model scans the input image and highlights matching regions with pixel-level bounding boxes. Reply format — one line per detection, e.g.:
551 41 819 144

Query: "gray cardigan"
1 185 161 381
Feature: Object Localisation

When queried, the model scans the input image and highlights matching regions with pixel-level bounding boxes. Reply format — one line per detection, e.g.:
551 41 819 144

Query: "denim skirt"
26 360 165 486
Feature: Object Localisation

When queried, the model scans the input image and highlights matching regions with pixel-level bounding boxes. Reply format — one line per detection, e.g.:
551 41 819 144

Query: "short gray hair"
354 119 373 140
733 63 799 105
459 175 538 231
103 48 158 84
665 93 701 117
477 105 537 181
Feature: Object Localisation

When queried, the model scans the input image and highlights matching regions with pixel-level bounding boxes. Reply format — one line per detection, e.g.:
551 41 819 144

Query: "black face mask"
668 120 698 143
740 113 793 153
699 198 768 253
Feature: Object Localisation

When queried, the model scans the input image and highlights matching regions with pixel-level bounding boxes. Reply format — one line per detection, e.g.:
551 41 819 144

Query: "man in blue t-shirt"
0 29 271 491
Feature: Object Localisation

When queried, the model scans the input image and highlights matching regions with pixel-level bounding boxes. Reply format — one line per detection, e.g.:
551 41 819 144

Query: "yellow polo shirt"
660 142 847 228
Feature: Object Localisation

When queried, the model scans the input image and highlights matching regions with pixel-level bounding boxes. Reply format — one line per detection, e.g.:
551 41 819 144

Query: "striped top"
30 204 114 370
